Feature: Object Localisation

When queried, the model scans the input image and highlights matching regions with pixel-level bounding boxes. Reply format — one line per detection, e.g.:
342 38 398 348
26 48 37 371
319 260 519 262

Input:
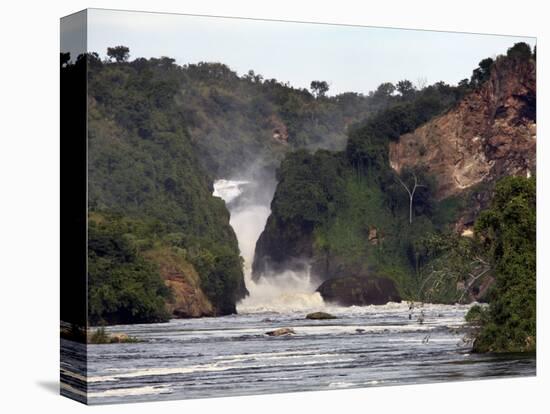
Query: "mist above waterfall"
213 177 324 313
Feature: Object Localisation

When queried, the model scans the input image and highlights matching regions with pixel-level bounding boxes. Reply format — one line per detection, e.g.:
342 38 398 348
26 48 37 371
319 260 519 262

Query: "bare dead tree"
395 172 425 224
419 252 491 304
416 76 428 90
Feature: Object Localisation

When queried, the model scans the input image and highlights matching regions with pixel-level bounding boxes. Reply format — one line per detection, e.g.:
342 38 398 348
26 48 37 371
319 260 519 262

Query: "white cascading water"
213 179 325 313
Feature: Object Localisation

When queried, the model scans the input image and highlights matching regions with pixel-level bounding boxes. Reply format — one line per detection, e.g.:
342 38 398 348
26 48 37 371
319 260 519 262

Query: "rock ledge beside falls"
317 276 401 306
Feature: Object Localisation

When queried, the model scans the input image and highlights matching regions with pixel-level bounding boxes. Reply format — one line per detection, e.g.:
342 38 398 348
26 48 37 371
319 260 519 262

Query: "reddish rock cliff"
389 57 536 201
143 247 215 318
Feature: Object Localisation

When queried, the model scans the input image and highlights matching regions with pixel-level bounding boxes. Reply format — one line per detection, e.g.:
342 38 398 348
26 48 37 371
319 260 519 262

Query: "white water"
213 179 324 313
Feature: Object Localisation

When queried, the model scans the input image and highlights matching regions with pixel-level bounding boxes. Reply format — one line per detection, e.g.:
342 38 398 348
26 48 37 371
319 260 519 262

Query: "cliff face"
252 51 536 305
317 276 401 306
251 149 346 281
252 215 314 279
143 248 215 318
389 57 536 201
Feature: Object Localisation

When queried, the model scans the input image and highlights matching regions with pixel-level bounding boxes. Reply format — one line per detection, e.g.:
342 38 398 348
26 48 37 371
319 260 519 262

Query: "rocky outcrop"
317 276 402 306
252 215 314 279
165 278 214 318
389 57 536 201
269 115 289 144
143 247 215 318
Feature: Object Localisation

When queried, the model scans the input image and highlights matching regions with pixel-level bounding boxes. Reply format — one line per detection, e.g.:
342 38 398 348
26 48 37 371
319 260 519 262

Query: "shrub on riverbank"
468 176 536 353
88 327 140 344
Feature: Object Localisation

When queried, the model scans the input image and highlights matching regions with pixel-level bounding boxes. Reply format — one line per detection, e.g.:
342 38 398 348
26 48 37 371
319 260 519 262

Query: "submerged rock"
317 275 401 306
306 312 337 320
265 328 296 337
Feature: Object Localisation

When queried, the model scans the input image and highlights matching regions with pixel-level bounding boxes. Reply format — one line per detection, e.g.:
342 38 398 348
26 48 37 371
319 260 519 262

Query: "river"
60 179 535 404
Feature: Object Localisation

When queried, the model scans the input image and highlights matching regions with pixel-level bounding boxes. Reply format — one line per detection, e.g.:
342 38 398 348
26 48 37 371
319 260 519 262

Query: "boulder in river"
306 312 337 320
265 328 296 337
317 275 401 306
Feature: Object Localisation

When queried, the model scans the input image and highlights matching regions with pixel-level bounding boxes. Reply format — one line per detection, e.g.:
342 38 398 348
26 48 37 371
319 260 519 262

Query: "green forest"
84 51 250 323
253 43 536 353
62 41 536 353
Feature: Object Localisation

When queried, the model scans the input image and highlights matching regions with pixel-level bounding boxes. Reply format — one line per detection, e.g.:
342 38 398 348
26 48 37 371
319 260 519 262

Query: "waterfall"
213 179 325 313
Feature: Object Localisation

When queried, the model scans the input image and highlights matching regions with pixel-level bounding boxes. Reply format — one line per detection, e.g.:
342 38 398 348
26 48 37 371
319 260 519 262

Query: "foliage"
413 232 491 303
89 46 478 178
506 42 533 61
63 42 536 333
121 56 374 175
469 176 536 353
270 149 449 299
191 245 246 315
258 44 535 310
470 42 534 89
346 80 468 174
396 80 415 98
465 304 487 324
310 80 330 98
77 51 249 321
88 327 140 344
471 58 494 87
88 217 171 325
107 45 130 62
89 327 110 344
272 150 346 226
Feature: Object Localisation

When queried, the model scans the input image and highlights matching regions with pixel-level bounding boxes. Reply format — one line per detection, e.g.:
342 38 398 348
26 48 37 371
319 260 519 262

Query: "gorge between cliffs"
214 178 324 313
61 36 537 404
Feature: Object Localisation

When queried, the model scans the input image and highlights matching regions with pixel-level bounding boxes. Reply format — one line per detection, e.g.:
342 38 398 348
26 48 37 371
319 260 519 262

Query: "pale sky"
77 8 536 95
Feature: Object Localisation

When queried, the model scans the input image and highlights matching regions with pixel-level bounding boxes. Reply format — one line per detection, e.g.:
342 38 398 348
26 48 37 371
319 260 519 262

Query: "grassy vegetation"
88 327 140 344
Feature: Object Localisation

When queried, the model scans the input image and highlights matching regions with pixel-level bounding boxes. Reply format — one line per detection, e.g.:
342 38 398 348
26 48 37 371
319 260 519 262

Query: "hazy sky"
84 8 536 95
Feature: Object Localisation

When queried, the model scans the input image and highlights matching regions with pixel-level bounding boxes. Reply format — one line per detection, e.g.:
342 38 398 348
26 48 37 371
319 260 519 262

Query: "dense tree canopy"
310 80 330 98
469 176 536 352
506 42 533 60
107 45 130 62
78 49 250 322
88 216 171 325
396 80 415 98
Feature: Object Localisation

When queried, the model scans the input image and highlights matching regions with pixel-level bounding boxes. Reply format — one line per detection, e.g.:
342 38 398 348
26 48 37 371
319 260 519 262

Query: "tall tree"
107 45 130 62
373 82 396 99
310 80 329 98
470 58 494 87
396 80 415 98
